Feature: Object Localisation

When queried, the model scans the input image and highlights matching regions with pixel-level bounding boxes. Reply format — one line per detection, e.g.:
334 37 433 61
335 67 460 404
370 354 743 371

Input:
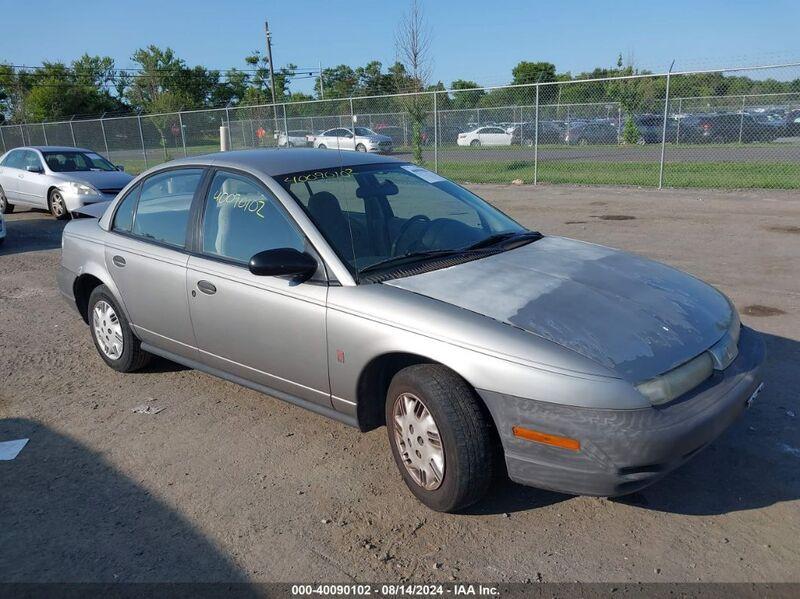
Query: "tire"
48 189 71 220
470 139 481 147
88 285 151 373
386 364 496 512
288 142 295 147
356 143 367 152
318 144 327 149
0 186 13 214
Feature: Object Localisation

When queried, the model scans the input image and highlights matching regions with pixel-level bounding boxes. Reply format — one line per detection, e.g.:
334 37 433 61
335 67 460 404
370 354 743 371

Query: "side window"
112 185 141 233
21 151 43 170
2 150 24 169
202 171 304 264
132 168 203 247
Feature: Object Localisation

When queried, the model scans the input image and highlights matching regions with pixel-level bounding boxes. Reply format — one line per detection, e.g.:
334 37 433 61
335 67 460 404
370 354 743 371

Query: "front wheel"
88 285 151 372
0 185 14 214
317 143 327 149
48 189 70 220
356 143 367 152
386 364 497 512
470 139 481 147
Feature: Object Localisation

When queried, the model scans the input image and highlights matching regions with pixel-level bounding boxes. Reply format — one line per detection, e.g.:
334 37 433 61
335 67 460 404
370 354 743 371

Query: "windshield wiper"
359 249 460 275
464 230 542 251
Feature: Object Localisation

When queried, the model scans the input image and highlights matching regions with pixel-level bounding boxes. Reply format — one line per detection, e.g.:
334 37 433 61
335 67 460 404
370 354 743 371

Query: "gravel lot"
1 184 799 583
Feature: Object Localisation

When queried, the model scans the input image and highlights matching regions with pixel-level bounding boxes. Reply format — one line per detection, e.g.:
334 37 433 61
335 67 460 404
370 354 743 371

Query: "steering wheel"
391 214 431 255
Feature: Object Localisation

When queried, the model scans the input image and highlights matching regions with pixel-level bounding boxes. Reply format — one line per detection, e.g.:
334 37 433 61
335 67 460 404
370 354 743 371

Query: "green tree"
450 79 484 109
621 116 640 144
512 61 557 85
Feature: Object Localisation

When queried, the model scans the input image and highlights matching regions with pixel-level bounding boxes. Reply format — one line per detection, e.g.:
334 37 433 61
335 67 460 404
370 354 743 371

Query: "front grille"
99 188 122 195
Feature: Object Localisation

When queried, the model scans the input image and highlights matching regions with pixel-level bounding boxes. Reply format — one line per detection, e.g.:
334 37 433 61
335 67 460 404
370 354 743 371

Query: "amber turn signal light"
512 426 580 452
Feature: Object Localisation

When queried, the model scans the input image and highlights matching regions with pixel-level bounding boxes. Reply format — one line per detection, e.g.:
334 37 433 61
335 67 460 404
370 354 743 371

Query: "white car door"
0 149 24 203
16 150 50 207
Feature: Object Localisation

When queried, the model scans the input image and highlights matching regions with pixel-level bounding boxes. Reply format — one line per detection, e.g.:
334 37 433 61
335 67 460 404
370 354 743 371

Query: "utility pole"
265 20 280 137
318 60 325 99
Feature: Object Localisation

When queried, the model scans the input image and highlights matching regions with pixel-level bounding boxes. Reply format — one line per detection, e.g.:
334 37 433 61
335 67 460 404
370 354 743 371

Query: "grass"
437 160 800 189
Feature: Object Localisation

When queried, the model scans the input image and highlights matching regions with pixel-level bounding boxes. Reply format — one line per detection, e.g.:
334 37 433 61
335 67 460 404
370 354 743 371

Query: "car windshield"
43 151 116 172
354 127 377 136
279 163 528 281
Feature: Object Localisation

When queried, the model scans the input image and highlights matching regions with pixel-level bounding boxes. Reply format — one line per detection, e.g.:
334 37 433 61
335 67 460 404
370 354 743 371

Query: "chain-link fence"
2 62 799 188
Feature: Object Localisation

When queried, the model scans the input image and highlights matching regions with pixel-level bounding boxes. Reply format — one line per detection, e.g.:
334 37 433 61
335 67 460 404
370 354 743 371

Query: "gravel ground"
1 184 799 583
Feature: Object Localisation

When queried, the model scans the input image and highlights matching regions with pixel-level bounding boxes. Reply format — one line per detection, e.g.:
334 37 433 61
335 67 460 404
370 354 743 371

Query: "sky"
1 0 799 94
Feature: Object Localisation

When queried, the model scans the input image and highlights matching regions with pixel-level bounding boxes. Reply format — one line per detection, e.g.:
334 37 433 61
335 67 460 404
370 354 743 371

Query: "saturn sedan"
0 146 133 219
57 148 765 512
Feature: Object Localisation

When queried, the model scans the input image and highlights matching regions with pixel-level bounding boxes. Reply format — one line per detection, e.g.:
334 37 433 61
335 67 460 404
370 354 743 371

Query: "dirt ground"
1 184 799 583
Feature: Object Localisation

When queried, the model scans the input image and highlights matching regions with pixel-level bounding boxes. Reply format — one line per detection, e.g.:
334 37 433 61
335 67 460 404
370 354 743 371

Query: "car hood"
52 171 133 191
385 236 732 382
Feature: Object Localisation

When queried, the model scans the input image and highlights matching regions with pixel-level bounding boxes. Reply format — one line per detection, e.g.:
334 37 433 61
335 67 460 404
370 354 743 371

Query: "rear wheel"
386 364 496 512
0 186 13 214
48 189 70 220
88 285 151 372
470 139 481 147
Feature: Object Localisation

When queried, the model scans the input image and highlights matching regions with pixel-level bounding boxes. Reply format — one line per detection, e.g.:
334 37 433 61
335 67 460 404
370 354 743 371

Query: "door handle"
112 255 126 267
197 280 217 295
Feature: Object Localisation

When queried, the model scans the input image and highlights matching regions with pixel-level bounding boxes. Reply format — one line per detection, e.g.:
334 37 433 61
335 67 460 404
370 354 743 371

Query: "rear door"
186 169 330 406
104 167 205 358
0 150 24 202
16 150 49 207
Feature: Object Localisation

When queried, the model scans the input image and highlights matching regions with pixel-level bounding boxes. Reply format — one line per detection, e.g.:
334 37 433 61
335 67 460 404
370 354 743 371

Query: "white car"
277 130 313 147
312 127 393 153
457 126 513 147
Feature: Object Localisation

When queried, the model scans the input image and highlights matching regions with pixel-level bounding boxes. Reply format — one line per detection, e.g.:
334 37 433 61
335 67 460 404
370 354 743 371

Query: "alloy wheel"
92 300 124 360
392 392 445 490
50 192 66 218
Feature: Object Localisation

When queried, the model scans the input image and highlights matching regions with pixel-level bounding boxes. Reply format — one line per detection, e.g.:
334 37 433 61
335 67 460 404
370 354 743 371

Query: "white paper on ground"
0 438 29 461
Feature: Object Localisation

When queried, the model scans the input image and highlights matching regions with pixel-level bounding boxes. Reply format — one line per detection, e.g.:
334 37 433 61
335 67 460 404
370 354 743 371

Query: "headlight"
61 182 100 196
636 351 714 405
636 301 741 406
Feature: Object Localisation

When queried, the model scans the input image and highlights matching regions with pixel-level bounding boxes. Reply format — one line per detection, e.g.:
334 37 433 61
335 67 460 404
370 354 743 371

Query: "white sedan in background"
277 130 313 147
312 127 393 153
457 126 513 147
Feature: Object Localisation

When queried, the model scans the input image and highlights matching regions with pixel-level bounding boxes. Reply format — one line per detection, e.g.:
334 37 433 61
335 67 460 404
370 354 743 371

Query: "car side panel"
0 166 20 202
103 234 197 359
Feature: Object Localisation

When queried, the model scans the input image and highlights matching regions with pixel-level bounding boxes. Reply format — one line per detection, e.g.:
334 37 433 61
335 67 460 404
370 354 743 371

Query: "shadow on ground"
0 418 253 583
0 213 65 255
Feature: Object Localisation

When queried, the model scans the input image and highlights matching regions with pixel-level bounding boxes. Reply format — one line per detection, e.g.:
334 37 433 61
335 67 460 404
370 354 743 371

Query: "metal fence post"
433 91 438 173
675 97 683 143
19 124 25 146
225 105 233 149
0 126 6 152
137 114 148 170
69 117 77 146
738 96 746 144
99 114 110 156
42 123 48 145
533 83 540 185
177 111 187 157
658 61 675 189
349 97 356 151
282 104 289 147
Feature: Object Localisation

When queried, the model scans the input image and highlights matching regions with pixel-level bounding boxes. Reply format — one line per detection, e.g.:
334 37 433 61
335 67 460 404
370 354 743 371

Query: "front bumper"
62 192 117 212
478 326 766 497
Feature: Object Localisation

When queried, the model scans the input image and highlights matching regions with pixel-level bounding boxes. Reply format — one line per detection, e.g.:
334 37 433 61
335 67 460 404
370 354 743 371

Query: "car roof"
160 148 404 176
12 146 95 153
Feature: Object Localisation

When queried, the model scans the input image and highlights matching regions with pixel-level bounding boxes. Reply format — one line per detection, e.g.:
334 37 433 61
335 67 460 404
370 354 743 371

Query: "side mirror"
249 248 317 279
26 164 43 173
345 133 354 139
116 165 125 172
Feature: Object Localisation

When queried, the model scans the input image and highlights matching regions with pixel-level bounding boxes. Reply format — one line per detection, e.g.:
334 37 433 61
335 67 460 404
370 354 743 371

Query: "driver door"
186 169 331 406
16 150 50 208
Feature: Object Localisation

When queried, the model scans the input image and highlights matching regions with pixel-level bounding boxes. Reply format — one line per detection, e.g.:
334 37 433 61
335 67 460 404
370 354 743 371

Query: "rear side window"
201 171 304 264
132 168 203 247
1 150 25 169
112 185 140 233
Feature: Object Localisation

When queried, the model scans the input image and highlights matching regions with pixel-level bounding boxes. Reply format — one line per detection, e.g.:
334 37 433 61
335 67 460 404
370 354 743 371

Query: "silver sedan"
0 146 133 219
57 149 765 512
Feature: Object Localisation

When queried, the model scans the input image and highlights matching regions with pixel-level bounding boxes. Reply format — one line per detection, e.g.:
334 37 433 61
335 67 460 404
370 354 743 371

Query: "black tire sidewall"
88 286 139 372
385 367 483 512
0 186 11 214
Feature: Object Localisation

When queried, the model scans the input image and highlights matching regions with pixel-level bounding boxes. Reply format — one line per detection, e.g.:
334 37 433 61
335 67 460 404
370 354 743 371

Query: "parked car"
785 109 800 137
58 148 764 512
628 114 677 144
312 127 393 153
564 121 618 145
457 126 513 147
510 121 566 145
678 113 779 143
0 146 132 219
277 130 313 147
